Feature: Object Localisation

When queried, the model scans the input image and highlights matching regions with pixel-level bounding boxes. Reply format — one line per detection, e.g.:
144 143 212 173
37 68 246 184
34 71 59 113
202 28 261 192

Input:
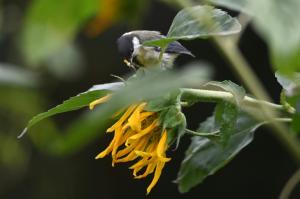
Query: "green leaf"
159 105 186 147
205 81 245 145
177 111 263 193
143 38 176 49
144 5 241 47
21 90 107 134
19 82 121 138
168 5 241 39
161 106 184 129
215 101 239 145
21 0 98 65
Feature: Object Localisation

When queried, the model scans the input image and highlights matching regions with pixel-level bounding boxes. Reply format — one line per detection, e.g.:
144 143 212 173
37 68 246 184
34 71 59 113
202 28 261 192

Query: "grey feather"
165 41 194 57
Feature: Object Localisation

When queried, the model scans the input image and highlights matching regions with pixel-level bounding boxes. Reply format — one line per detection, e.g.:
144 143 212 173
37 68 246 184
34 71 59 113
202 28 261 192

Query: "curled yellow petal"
107 105 137 133
146 162 165 194
95 138 115 159
156 130 168 158
89 94 111 110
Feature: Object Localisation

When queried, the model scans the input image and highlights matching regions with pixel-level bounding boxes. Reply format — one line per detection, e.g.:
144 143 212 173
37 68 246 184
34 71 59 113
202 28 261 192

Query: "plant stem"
181 88 293 113
213 38 272 102
279 168 300 199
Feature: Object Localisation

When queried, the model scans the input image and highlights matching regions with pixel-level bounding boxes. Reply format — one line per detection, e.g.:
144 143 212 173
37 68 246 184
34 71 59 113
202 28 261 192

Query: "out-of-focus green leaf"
275 72 300 97
276 72 300 133
45 43 84 79
205 0 300 74
144 5 241 47
249 0 300 74
207 0 250 13
176 111 262 193
0 64 37 87
272 47 300 75
284 93 300 134
119 0 149 23
21 0 98 65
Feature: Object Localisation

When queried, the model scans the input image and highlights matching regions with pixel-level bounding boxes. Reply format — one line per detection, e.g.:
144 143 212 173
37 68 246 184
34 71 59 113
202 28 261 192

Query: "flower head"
90 95 171 194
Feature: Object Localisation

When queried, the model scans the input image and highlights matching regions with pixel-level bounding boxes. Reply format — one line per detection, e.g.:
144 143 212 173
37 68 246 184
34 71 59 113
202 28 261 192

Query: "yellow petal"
128 103 146 131
140 112 155 119
135 162 156 179
114 150 139 163
95 138 115 159
130 157 151 176
115 136 148 163
146 162 165 194
125 120 158 146
89 94 111 110
111 127 124 159
107 105 137 132
156 130 168 158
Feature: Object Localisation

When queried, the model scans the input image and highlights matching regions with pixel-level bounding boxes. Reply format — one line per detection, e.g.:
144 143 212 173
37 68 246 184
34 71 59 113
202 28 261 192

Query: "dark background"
1 0 299 198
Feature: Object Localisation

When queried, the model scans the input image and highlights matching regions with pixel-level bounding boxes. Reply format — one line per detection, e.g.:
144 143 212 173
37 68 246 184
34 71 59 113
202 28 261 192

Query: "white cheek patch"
132 36 142 57
132 37 140 50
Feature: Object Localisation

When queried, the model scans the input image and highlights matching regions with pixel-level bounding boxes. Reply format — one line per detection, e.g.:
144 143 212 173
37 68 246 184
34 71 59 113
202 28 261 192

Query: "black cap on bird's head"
117 34 135 61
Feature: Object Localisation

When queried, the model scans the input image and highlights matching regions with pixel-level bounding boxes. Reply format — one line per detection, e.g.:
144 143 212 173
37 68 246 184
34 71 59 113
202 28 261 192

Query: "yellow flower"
90 95 171 194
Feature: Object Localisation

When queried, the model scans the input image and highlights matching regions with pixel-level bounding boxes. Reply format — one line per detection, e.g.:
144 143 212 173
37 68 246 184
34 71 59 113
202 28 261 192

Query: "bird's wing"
165 41 194 57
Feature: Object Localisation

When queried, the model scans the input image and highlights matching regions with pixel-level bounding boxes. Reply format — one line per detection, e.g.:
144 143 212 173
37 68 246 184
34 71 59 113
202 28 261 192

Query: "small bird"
117 30 194 69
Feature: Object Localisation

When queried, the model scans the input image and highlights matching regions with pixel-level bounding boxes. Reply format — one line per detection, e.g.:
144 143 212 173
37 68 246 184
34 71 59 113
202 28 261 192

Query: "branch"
181 88 295 114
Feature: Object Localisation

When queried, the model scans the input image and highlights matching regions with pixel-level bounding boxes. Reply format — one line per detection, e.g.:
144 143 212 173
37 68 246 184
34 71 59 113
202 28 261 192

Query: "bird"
116 30 194 69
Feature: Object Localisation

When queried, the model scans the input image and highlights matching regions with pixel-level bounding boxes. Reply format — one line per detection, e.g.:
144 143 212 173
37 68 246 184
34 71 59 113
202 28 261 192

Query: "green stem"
186 128 220 137
279 168 300 199
181 88 294 114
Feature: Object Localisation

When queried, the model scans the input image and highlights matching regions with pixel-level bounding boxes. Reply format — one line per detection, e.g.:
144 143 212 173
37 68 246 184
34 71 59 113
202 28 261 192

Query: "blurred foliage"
200 0 300 74
0 64 38 87
276 72 300 134
21 0 149 67
1 0 300 197
21 0 98 65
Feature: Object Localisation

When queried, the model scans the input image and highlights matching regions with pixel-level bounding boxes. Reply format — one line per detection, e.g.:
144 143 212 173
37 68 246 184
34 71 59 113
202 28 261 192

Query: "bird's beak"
123 59 131 67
